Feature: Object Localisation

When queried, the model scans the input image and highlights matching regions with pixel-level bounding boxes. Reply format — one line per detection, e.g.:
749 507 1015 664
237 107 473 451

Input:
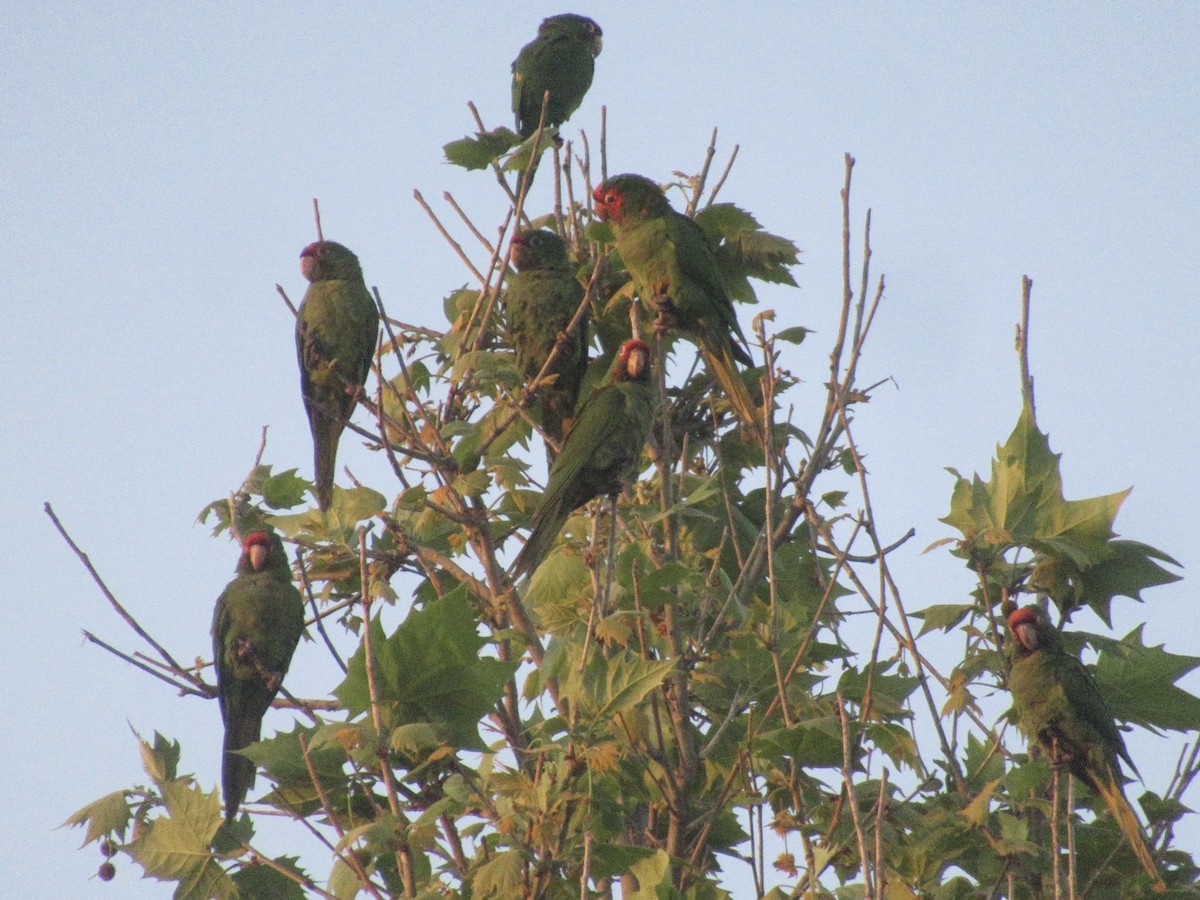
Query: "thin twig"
46 503 198 684
1017 275 1036 416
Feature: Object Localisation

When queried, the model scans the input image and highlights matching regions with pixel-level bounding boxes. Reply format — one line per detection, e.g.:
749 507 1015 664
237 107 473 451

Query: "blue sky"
4 3 1198 896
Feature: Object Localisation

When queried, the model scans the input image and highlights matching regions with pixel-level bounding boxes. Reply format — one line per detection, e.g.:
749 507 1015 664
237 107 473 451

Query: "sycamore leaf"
695 202 801 302
261 468 308 510
961 778 1002 827
1090 624 1200 733
127 781 228 899
63 789 132 845
240 722 349 810
588 843 657 879
753 718 845 769
138 731 181 786
943 407 1126 553
230 856 308 900
561 650 675 720
624 850 675 900
912 603 975 636
472 849 526 898
335 586 518 750
443 129 522 170
775 325 812 345
1075 539 1182 625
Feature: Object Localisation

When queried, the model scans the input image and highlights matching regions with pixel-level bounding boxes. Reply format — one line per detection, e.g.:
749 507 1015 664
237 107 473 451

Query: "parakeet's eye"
604 191 619 205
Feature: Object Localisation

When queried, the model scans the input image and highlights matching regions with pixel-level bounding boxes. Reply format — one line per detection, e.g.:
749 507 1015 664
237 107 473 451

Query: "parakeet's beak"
509 234 529 269
1011 622 1039 652
248 543 268 572
626 345 649 379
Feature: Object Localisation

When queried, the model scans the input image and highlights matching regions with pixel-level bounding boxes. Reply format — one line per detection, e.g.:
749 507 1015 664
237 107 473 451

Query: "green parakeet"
593 174 760 429
296 240 379 510
506 228 588 456
212 531 305 823
1006 605 1164 890
512 14 602 139
512 338 655 579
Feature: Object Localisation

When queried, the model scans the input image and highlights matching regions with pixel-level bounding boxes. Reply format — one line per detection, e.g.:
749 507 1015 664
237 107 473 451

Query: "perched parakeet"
212 531 305 823
511 13 602 139
296 240 379 510
512 339 655 578
506 228 588 456
1006 605 1163 889
593 174 759 429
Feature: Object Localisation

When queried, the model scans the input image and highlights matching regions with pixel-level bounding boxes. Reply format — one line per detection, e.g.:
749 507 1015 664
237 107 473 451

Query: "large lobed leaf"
335 586 518 751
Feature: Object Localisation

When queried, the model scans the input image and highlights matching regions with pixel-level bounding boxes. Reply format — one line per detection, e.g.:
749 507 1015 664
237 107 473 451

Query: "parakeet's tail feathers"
730 333 755 368
222 747 256 824
1091 765 1165 890
702 342 762 432
221 705 265 824
310 408 347 511
511 512 560 581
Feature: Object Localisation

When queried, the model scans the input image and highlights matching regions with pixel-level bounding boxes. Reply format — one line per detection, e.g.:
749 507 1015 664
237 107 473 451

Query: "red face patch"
593 186 623 223
1007 606 1040 632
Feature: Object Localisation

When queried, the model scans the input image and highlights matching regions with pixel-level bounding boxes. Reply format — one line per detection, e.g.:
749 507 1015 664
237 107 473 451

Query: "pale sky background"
4 3 1199 897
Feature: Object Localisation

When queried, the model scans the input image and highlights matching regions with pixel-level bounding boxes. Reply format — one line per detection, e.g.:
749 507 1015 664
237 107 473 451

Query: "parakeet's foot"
653 304 678 335
232 637 254 662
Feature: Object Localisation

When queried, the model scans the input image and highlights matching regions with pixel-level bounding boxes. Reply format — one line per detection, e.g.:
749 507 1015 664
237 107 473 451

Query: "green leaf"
588 843 658 879
624 849 675 900
230 856 308 900
328 485 388 524
912 603 975 636
1091 624 1200 732
561 650 675 720
261 468 308 510
1076 539 1182 625
695 202 801 301
961 777 1001 826
335 587 518 750
63 789 132 845
127 782 227 896
1137 790 1192 827
754 718 844 769
942 407 1127 557
240 722 349 811
138 731 181 786
775 325 812 345
443 129 522 170
471 849 526 898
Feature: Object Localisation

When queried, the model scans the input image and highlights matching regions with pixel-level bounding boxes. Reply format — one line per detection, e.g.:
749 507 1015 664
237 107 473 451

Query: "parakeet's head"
1008 605 1052 654
614 339 652 382
510 228 570 272
300 240 363 283
539 13 602 57
593 175 670 226
237 531 288 576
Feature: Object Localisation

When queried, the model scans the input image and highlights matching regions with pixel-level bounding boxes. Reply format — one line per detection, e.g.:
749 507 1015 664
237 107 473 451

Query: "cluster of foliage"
64 119 1199 898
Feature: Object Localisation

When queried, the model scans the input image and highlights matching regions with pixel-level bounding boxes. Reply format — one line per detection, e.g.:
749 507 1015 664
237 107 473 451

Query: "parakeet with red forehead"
1006 605 1164 890
212 531 305 823
295 240 379 510
593 174 759 429
506 228 588 456
512 339 655 578
512 13 603 140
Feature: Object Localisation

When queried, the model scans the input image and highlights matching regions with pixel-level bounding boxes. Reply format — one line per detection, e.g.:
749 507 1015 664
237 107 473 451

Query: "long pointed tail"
310 411 345 511
1093 767 1165 891
702 342 761 432
512 498 569 580
222 711 264 824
